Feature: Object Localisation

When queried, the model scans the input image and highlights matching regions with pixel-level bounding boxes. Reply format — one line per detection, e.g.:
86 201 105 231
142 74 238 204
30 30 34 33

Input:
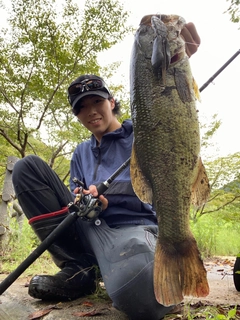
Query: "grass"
0 216 58 276
165 303 240 320
191 214 240 257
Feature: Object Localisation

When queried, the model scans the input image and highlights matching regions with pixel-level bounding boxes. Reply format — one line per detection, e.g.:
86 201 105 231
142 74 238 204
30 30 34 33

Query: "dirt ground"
0 256 239 320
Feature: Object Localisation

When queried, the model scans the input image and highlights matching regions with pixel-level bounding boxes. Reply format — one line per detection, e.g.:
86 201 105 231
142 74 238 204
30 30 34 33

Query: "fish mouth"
170 53 180 64
170 50 185 64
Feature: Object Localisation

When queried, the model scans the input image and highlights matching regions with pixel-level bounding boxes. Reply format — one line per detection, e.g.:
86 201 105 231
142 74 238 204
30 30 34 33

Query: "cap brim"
72 91 109 110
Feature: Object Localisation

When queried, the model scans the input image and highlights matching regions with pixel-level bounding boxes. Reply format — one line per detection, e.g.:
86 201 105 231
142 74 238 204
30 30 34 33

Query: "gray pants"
77 220 173 319
12 155 173 319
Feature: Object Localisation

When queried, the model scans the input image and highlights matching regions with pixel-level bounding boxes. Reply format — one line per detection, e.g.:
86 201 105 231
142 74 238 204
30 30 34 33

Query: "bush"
1 216 58 275
191 214 240 257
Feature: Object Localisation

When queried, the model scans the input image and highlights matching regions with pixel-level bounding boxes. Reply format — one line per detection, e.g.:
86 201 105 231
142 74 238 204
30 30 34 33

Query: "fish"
129 14 210 307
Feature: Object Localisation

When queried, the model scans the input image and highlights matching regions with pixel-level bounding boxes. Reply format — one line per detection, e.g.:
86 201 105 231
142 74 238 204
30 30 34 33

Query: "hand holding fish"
181 22 201 57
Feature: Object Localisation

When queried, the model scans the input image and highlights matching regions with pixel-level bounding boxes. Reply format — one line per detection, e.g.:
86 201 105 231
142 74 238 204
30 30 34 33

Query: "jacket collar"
90 119 133 150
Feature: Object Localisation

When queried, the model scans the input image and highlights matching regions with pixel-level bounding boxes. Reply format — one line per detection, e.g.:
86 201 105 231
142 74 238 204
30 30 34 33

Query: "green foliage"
165 304 239 320
191 138 240 257
191 213 240 257
200 114 222 153
191 148 240 226
1 215 58 274
0 0 132 169
191 216 217 257
203 306 237 320
225 0 240 24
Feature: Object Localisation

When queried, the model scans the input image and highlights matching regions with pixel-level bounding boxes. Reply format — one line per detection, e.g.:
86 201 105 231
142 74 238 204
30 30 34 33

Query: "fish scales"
130 14 210 306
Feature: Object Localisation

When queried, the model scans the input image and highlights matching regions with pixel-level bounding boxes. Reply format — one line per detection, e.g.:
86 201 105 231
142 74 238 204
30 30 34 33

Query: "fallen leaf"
82 301 94 307
28 304 62 319
72 309 103 317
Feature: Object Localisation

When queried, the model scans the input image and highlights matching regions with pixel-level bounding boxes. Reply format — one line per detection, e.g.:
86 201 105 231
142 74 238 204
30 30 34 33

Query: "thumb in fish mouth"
139 14 200 58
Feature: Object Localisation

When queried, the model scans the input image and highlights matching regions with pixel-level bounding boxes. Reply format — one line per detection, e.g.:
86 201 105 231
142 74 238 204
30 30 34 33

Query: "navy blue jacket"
70 119 157 227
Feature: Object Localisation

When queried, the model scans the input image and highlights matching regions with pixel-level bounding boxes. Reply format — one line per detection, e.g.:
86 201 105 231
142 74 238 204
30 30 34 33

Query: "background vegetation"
0 0 240 276
0 0 132 183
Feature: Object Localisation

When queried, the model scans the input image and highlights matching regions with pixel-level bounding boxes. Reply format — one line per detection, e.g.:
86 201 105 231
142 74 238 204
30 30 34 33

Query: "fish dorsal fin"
191 157 210 207
130 143 153 204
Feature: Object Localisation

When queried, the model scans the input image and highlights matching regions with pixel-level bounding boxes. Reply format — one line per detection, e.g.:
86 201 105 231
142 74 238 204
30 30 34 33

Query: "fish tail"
154 236 209 306
154 241 183 306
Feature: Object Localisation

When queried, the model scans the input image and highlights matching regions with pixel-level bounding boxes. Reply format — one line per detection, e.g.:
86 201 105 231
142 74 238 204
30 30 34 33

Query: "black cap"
67 74 111 114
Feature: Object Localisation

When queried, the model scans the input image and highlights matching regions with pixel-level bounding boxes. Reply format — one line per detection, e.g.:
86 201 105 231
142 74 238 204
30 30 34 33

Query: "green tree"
0 0 132 176
200 113 222 155
191 152 240 222
226 0 240 23
189 114 240 223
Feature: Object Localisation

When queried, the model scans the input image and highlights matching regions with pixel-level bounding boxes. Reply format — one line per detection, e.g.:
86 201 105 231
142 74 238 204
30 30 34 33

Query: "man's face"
76 95 116 141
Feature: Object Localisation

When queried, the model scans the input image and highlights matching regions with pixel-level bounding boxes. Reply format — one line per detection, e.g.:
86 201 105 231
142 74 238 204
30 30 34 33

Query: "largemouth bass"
130 14 210 307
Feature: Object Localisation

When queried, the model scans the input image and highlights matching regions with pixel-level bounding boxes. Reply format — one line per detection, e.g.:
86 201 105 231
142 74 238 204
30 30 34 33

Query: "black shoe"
233 256 240 291
28 264 96 301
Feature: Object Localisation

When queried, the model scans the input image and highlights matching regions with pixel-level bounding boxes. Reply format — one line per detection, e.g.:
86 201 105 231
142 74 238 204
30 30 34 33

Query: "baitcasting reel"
68 177 102 224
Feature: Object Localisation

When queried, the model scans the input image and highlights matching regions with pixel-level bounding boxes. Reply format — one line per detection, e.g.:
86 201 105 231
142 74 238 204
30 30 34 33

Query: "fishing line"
184 41 200 46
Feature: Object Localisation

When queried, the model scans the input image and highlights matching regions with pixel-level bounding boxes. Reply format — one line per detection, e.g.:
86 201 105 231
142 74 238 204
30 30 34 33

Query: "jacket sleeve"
69 148 85 192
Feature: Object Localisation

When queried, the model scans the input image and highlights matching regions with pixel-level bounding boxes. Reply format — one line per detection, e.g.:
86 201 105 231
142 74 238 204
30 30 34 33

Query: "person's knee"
108 260 173 319
112 285 171 320
13 155 37 177
12 155 44 195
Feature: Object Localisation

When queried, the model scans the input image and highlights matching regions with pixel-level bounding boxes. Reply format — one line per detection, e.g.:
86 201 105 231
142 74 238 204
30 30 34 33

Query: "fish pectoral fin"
191 157 211 207
174 68 196 103
193 77 201 102
130 143 153 204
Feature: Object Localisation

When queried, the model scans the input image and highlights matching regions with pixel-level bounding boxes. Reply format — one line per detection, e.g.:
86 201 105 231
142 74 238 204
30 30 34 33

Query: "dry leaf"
82 301 94 307
28 304 61 319
72 309 103 317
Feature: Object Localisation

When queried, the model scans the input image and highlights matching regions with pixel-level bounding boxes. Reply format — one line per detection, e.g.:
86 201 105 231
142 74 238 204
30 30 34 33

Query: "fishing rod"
0 157 131 295
199 49 240 92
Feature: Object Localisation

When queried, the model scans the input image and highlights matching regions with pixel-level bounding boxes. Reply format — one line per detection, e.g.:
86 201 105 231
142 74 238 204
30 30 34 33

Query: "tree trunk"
0 156 19 250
